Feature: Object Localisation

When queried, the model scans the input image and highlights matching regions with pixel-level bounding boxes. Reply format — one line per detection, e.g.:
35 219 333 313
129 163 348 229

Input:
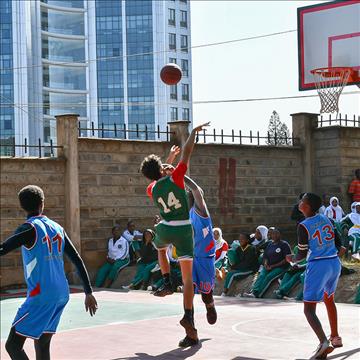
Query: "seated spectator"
151 245 182 292
244 228 291 298
324 196 345 222
318 194 329 215
348 168 360 203
123 229 158 290
95 225 130 288
222 233 259 296
340 202 360 254
274 245 306 299
122 220 143 262
213 227 229 278
250 225 268 248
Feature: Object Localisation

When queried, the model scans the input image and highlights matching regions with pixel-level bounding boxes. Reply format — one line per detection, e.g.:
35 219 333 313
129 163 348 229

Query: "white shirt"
122 229 143 243
108 236 129 260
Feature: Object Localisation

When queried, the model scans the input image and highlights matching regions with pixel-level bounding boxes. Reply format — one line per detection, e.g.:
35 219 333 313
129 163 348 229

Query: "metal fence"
0 138 62 158
78 123 172 141
318 114 360 128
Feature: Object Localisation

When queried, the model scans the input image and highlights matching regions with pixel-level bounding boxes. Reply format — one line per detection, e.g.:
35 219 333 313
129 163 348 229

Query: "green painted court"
1 290 359 359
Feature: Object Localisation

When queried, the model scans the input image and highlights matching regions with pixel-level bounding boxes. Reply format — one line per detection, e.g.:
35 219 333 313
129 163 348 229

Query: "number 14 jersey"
147 162 190 222
299 214 338 262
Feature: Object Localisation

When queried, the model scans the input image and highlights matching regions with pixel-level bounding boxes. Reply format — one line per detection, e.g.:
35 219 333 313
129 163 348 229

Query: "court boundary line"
231 317 313 345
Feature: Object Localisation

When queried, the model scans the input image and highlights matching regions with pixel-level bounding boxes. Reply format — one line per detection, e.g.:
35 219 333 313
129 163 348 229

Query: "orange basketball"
160 63 182 85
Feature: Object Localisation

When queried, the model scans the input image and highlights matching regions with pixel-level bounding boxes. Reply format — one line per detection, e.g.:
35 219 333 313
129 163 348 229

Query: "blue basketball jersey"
190 207 215 258
300 214 338 262
23 216 69 301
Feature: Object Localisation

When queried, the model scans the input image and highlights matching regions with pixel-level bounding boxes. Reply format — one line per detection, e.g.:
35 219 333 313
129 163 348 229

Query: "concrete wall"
1 114 359 287
0 158 65 287
313 126 360 211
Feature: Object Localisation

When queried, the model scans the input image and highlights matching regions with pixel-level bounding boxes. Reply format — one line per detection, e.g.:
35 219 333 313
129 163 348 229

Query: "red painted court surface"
1 290 359 359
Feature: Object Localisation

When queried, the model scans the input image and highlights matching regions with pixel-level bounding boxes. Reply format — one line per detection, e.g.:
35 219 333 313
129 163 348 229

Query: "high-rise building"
0 0 192 154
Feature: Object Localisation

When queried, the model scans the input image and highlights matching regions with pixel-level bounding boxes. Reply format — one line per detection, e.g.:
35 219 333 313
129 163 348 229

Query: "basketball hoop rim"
310 66 359 81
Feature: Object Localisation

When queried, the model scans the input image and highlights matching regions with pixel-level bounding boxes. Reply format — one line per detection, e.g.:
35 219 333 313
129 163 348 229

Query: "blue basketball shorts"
303 257 341 302
193 255 215 294
12 296 69 339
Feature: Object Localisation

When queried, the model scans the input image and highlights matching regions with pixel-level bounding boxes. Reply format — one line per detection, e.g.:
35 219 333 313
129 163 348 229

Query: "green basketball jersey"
152 176 190 222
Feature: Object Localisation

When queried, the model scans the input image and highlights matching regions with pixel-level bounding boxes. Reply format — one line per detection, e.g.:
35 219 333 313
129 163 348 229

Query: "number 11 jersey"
24 216 69 301
147 161 190 222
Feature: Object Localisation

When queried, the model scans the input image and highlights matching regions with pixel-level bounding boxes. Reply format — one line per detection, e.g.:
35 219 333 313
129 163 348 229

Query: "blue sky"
190 1 360 133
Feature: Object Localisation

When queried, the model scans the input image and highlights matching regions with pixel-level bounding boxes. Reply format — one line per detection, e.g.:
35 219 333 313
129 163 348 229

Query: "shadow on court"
114 339 209 359
295 347 360 360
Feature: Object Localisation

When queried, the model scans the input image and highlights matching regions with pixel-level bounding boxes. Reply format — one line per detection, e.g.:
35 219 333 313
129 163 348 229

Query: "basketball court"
1 290 359 360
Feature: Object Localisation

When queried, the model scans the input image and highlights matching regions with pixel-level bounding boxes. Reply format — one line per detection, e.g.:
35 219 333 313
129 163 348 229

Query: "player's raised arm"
166 145 181 165
180 122 210 167
184 176 209 218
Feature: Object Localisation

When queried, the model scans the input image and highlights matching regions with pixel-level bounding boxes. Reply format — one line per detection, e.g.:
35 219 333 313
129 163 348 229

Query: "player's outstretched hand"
166 145 181 165
85 293 98 316
193 122 210 133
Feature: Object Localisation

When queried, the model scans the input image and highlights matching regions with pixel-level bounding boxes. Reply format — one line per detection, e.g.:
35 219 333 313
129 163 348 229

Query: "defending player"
0 185 97 360
287 193 345 359
140 122 209 346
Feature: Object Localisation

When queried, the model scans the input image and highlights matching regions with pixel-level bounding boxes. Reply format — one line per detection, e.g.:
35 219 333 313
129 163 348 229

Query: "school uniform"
224 244 259 290
95 236 130 286
252 240 291 298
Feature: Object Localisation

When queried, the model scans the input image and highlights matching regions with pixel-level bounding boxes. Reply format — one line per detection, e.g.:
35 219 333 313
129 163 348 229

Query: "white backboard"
298 0 360 90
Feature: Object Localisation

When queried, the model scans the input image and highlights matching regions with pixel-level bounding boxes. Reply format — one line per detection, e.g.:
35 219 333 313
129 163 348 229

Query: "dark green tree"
266 111 290 145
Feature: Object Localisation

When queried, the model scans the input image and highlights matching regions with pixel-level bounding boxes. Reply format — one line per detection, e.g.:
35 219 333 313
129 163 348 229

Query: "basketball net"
311 67 352 114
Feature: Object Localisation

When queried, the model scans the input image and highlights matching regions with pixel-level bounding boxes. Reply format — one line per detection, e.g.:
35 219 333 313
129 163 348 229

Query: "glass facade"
43 64 86 90
41 8 84 36
126 0 155 139
41 0 84 9
43 91 87 117
96 0 124 136
0 0 14 154
42 36 85 62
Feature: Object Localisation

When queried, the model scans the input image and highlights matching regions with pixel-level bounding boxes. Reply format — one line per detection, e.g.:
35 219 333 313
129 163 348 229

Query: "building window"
180 35 188 52
169 57 177 64
180 10 187 28
181 59 188 77
182 108 189 121
170 107 178 121
170 85 177 100
182 83 189 101
168 8 175 26
169 33 176 50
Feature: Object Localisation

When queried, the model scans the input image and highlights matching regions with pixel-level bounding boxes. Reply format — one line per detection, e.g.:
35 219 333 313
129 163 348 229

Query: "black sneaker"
178 335 199 348
179 316 198 340
152 283 173 297
206 305 217 325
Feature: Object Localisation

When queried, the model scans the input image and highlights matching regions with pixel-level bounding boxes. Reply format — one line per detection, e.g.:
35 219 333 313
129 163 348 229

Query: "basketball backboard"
298 0 360 91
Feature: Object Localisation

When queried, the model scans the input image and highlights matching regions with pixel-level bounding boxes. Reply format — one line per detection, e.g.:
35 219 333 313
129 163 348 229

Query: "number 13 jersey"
299 214 338 262
24 216 69 301
147 162 190 222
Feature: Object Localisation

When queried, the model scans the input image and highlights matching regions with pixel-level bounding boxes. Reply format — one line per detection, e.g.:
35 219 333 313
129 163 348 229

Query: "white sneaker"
220 292 226 297
122 285 131 290
147 286 153 291
311 339 333 359
243 292 255 298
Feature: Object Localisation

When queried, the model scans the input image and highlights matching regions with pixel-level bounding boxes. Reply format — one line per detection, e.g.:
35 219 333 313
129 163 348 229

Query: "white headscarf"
348 202 360 236
256 225 268 240
325 196 344 221
351 202 357 213
213 227 226 250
